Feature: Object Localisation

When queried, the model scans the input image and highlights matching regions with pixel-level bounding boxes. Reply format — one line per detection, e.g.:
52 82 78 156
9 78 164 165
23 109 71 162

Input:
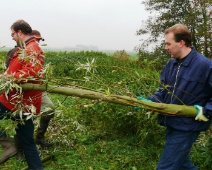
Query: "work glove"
134 96 151 111
137 96 152 102
194 105 209 122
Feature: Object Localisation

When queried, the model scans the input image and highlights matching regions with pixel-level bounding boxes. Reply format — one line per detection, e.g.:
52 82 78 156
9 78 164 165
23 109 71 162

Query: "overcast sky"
0 0 149 51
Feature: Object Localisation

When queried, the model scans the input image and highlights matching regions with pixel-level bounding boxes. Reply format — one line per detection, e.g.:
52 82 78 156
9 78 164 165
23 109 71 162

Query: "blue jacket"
149 48 212 131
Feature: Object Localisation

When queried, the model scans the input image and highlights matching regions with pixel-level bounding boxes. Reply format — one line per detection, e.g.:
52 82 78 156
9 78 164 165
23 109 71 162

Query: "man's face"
11 29 18 41
11 29 22 46
164 32 182 59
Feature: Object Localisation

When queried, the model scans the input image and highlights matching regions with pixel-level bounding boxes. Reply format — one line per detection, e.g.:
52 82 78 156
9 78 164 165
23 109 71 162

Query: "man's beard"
16 39 22 47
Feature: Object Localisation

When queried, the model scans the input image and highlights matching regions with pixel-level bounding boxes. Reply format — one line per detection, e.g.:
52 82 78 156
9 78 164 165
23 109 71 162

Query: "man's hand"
194 105 209 122
137 96 152 102
134 96 151 111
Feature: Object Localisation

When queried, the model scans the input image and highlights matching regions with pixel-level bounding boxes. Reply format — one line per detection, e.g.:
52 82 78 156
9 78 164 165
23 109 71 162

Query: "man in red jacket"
6 30 55 152
0 20 44 169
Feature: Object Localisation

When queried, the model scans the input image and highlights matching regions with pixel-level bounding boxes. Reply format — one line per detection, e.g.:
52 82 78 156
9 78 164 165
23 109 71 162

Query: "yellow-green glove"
194 105 209 122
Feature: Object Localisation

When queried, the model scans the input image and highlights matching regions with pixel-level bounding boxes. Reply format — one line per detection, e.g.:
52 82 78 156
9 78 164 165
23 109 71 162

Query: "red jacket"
0 38 44 114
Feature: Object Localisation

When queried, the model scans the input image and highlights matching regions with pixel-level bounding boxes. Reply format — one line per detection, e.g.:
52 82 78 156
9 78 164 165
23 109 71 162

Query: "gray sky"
0 0 149 51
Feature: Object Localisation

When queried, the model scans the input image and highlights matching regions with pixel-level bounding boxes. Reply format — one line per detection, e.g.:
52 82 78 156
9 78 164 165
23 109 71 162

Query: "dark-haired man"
139 24 212 169
12 30 55 148
0 19 44 169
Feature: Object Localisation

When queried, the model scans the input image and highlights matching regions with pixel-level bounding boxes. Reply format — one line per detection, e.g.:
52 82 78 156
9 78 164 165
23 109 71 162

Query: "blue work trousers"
157 127 200 170
0 102 43 170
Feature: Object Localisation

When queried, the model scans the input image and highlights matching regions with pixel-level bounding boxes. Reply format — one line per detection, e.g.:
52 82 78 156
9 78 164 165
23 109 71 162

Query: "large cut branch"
21 83 197 117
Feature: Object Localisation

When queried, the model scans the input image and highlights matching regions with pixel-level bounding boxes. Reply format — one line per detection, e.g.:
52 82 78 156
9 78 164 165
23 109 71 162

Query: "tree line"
137 0 212 58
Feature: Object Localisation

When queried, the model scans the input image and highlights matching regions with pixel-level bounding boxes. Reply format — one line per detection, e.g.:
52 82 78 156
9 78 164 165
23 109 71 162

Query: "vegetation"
0 50 211 170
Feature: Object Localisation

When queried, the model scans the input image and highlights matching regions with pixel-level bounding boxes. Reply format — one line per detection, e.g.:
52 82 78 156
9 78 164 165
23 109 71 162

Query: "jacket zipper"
164 63 182 126
171 63 182 103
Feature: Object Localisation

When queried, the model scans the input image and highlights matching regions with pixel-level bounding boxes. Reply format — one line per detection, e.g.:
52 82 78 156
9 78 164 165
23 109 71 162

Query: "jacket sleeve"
148 63 168 103
203 100 212 118
203 63 212 118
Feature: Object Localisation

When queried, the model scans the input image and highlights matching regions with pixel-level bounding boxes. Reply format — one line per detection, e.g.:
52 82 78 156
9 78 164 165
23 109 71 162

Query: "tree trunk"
21 83 197 117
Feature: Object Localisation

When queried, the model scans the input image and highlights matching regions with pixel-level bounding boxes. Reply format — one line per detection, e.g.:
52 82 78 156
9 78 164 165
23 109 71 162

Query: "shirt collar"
174 48 196 66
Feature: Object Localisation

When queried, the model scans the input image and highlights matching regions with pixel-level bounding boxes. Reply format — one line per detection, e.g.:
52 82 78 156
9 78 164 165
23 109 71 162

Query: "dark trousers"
0 102 43 170
157 127 200 170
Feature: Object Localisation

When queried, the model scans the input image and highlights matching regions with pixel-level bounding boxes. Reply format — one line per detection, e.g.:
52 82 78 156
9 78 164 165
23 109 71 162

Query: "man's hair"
11 19 32 35
164 24 192 47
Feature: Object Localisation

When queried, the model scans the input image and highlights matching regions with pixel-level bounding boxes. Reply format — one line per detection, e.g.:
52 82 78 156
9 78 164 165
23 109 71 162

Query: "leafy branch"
20 83 198 118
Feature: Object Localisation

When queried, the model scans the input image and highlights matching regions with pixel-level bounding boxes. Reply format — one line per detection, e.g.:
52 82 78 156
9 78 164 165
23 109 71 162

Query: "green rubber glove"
137 96 152 102
194 105 209 122
134 96 151 111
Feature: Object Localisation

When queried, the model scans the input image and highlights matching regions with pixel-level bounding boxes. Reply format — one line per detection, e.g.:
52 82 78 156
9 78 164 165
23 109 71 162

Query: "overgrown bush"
137 46 169 71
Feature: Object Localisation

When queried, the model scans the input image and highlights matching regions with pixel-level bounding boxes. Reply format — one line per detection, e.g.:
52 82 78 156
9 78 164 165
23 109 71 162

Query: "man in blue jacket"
141 24 212 169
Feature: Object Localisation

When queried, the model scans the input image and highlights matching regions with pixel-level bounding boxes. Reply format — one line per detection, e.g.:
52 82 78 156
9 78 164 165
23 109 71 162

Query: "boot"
0 135 19 164
35 118 53 147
